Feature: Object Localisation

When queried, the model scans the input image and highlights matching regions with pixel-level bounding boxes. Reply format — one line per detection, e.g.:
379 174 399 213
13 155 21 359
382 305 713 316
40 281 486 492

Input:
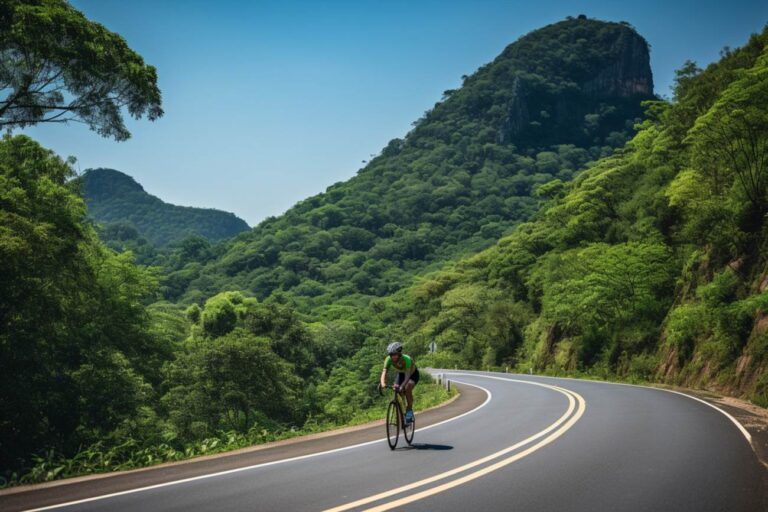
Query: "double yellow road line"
324 375 586 512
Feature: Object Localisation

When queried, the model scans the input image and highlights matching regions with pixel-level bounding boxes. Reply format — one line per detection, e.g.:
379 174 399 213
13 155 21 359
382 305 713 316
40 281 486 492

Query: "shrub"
665 303 708 363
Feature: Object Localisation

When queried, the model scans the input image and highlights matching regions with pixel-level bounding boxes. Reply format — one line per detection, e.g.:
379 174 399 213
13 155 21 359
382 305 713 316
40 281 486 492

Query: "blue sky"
23 0 768 226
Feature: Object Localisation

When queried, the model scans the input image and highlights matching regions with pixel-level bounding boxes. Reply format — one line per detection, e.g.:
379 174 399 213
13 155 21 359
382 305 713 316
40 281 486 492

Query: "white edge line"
25 382 492 512
657 388 752 443
449 369 753 444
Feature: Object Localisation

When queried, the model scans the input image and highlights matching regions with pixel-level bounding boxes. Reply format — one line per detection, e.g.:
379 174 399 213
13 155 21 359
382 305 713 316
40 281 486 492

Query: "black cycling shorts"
396 368 420 387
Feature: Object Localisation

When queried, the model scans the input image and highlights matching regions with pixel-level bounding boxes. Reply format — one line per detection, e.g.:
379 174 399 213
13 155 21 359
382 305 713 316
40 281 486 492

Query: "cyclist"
380 341 419 424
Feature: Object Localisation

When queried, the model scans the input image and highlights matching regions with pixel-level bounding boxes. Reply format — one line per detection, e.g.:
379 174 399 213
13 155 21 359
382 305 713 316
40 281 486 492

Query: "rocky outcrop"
582 29 653 97
497 77 529 144
494 17 654 147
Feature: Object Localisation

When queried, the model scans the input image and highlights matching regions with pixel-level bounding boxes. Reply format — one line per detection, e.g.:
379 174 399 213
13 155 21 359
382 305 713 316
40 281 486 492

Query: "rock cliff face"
498 77 529 142
489 17 654 147
582 29 653 97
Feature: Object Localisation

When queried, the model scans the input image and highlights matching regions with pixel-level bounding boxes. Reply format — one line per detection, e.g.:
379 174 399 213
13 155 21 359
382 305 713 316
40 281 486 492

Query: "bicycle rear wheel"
386 401 400 450
403 410 415 445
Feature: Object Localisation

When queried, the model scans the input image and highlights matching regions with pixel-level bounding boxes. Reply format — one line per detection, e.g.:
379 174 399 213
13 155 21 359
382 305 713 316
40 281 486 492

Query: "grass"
2 382 456 488
338 382 457 427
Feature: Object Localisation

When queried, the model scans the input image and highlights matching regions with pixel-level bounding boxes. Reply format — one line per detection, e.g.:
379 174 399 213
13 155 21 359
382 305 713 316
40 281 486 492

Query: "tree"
201 294 238 338
0 135 163 473
162 329 300 437
687 50 768 223
542 242 673 340
0 0 162 140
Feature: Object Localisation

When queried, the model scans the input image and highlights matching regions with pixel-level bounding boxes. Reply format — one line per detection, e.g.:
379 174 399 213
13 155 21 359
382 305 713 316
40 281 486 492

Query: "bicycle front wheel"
386 401 400 450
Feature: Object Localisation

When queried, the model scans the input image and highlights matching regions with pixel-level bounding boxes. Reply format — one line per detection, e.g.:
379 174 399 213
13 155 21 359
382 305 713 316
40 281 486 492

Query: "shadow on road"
400 443 453 451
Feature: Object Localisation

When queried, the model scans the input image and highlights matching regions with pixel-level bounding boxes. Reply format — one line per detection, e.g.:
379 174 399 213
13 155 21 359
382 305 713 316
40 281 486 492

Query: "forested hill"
168 17 655 310
389 26 768 404
79 168 250 247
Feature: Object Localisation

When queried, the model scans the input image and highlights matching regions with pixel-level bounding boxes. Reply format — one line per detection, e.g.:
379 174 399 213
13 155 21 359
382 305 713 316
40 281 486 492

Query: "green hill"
386 26 768 404
170 17 654 309
79 168 250 247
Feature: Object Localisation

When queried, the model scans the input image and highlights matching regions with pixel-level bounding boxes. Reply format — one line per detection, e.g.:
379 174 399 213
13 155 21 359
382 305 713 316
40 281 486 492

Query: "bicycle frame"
379 384 415 449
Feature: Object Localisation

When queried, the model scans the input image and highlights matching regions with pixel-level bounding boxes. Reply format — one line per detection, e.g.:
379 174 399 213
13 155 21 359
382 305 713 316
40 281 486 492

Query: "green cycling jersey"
384 354 415 373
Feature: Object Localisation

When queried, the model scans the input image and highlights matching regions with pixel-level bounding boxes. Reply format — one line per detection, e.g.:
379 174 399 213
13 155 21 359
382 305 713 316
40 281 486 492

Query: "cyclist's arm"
380 367 388 388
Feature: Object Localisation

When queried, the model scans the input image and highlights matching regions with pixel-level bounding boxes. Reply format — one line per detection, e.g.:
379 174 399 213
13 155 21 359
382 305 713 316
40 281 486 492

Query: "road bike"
378 383 415 449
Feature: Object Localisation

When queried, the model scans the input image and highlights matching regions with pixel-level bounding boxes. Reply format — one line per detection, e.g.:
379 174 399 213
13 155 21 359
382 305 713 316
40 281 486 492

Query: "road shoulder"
666 387 768 469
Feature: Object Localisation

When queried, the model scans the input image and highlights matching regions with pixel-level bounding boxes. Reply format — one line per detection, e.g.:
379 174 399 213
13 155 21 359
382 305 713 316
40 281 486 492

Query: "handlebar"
378 383 403 396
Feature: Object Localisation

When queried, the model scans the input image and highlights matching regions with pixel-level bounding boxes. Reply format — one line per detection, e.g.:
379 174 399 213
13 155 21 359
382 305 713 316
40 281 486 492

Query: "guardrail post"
447 380 451 392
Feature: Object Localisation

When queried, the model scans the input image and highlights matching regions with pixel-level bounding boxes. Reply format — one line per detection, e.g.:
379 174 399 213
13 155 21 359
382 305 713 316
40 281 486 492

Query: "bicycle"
378 383 415 449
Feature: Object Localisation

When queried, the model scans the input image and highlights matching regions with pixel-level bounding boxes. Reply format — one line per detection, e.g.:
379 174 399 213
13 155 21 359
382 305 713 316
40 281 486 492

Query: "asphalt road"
4 371 766 512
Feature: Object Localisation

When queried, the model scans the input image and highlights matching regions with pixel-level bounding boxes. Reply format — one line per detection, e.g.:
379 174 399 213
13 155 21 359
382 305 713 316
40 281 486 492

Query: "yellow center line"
323 379 585 512
365 388 585 511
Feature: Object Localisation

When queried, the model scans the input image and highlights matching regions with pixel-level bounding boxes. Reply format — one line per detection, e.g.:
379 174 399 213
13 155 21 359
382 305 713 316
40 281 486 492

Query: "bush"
698 269 740 307
665 303 707 363
627 352 659 381
752 371 768 408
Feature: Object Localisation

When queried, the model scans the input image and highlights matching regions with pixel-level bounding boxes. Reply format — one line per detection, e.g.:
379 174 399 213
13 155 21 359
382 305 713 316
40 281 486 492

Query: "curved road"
5 371 766 511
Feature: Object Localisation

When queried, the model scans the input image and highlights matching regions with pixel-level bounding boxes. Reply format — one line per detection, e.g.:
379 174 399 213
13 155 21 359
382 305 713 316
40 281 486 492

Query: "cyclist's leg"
404 368 420 411
395 372 405 389
404 380 414 410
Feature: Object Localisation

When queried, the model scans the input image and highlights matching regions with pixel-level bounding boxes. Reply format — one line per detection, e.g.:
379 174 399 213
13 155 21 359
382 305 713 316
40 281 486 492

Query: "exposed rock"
494 18 654 147
582 30 653 97
759 274 768 292
659 347 680 382
497 77 529 144
756 313 768 335
737 354 754 377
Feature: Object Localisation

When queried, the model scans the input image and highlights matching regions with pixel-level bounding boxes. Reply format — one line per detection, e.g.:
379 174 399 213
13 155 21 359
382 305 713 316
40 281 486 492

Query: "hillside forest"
79 168 250 249
1 0 767 487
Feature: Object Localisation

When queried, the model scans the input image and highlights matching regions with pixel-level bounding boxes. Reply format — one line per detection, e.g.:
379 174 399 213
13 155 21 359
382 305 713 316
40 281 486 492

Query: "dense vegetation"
0 135 169 482
384 27 768 406
0 135 449 484
5 0 766 491
79 168 250 248
163 17 653 311
0 12 655 485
